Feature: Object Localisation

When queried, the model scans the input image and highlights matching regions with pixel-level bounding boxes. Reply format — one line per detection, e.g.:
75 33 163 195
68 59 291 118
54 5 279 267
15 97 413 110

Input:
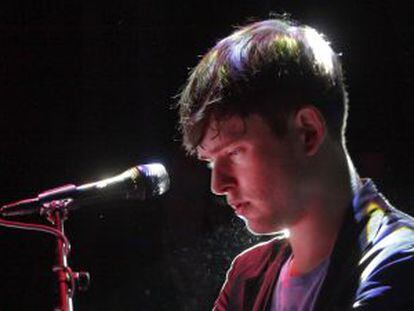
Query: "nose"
210 160 236 195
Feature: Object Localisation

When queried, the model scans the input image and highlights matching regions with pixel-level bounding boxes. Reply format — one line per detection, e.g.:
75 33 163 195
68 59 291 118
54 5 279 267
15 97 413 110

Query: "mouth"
229 201 249 215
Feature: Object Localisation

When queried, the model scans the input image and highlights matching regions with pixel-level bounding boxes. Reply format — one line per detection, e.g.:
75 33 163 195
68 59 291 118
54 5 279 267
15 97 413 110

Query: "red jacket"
214 180 414 310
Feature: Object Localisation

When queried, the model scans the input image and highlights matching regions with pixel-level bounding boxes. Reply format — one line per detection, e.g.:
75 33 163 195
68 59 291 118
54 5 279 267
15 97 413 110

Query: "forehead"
197 115 246 158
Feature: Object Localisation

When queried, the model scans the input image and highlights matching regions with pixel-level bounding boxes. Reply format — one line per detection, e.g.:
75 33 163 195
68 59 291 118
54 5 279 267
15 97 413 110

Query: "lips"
228 201 249 215
228 200 240 209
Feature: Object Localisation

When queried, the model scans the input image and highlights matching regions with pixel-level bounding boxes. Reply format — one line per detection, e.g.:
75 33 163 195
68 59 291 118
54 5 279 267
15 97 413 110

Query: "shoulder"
357 188 414 261
354 203 414 309
361 199 414 275
369 202 414 257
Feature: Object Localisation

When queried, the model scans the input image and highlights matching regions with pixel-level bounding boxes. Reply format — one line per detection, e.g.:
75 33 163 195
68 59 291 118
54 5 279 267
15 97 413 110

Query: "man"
177 18 414 310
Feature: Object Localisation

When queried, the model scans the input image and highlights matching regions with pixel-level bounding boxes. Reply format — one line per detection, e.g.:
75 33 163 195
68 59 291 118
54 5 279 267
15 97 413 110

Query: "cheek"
246 161 295 203
239 161 276 196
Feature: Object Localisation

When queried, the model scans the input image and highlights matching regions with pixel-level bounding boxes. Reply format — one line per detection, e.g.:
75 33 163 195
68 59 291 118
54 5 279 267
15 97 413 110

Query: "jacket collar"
352 178 388 254
314 178 387 310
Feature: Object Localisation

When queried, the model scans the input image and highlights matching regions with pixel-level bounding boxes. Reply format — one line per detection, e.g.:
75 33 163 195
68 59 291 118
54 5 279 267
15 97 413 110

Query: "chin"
245 221 286 236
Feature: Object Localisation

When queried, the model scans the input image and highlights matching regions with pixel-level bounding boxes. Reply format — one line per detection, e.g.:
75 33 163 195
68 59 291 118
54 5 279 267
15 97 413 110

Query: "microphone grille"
137 163 170 197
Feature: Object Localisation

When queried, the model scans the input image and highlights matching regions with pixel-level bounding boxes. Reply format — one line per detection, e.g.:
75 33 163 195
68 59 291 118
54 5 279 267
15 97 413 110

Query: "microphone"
0 163 170 217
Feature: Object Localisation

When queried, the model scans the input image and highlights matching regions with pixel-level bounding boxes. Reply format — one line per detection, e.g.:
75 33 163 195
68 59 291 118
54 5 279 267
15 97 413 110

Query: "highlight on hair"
178 18 348 154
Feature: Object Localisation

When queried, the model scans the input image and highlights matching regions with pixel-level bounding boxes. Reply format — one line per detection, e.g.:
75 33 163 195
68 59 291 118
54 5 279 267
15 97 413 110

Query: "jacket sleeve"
353 246 414 310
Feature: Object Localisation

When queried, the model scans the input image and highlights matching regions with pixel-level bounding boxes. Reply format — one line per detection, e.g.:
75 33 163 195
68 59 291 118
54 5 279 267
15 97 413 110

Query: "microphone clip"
41 198 75 224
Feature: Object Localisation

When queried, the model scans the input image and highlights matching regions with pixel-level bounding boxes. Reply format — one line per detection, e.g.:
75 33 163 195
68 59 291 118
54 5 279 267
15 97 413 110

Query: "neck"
288 144 361 276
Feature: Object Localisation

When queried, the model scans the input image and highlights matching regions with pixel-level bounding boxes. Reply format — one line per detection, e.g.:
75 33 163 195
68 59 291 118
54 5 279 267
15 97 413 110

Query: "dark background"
0 0 413 310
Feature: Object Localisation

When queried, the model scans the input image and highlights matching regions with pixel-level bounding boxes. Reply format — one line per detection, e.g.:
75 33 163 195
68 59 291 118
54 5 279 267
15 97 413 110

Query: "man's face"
197 113 306 235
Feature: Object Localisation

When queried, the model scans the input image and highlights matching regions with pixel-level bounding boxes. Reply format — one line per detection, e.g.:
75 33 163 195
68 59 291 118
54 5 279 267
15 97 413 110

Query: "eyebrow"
197 118 247 160
197 139 237 161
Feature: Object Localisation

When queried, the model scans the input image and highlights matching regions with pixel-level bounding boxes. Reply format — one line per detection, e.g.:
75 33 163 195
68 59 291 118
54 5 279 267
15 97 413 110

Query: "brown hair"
178 18 348 154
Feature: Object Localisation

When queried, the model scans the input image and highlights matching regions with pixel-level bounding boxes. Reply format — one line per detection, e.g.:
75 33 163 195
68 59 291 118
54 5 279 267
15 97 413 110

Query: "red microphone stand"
41 199 90 311
0 199 90 311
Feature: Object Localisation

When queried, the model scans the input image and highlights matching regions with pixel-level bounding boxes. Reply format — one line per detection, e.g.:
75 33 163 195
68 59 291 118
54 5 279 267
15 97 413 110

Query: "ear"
293 106 326 156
